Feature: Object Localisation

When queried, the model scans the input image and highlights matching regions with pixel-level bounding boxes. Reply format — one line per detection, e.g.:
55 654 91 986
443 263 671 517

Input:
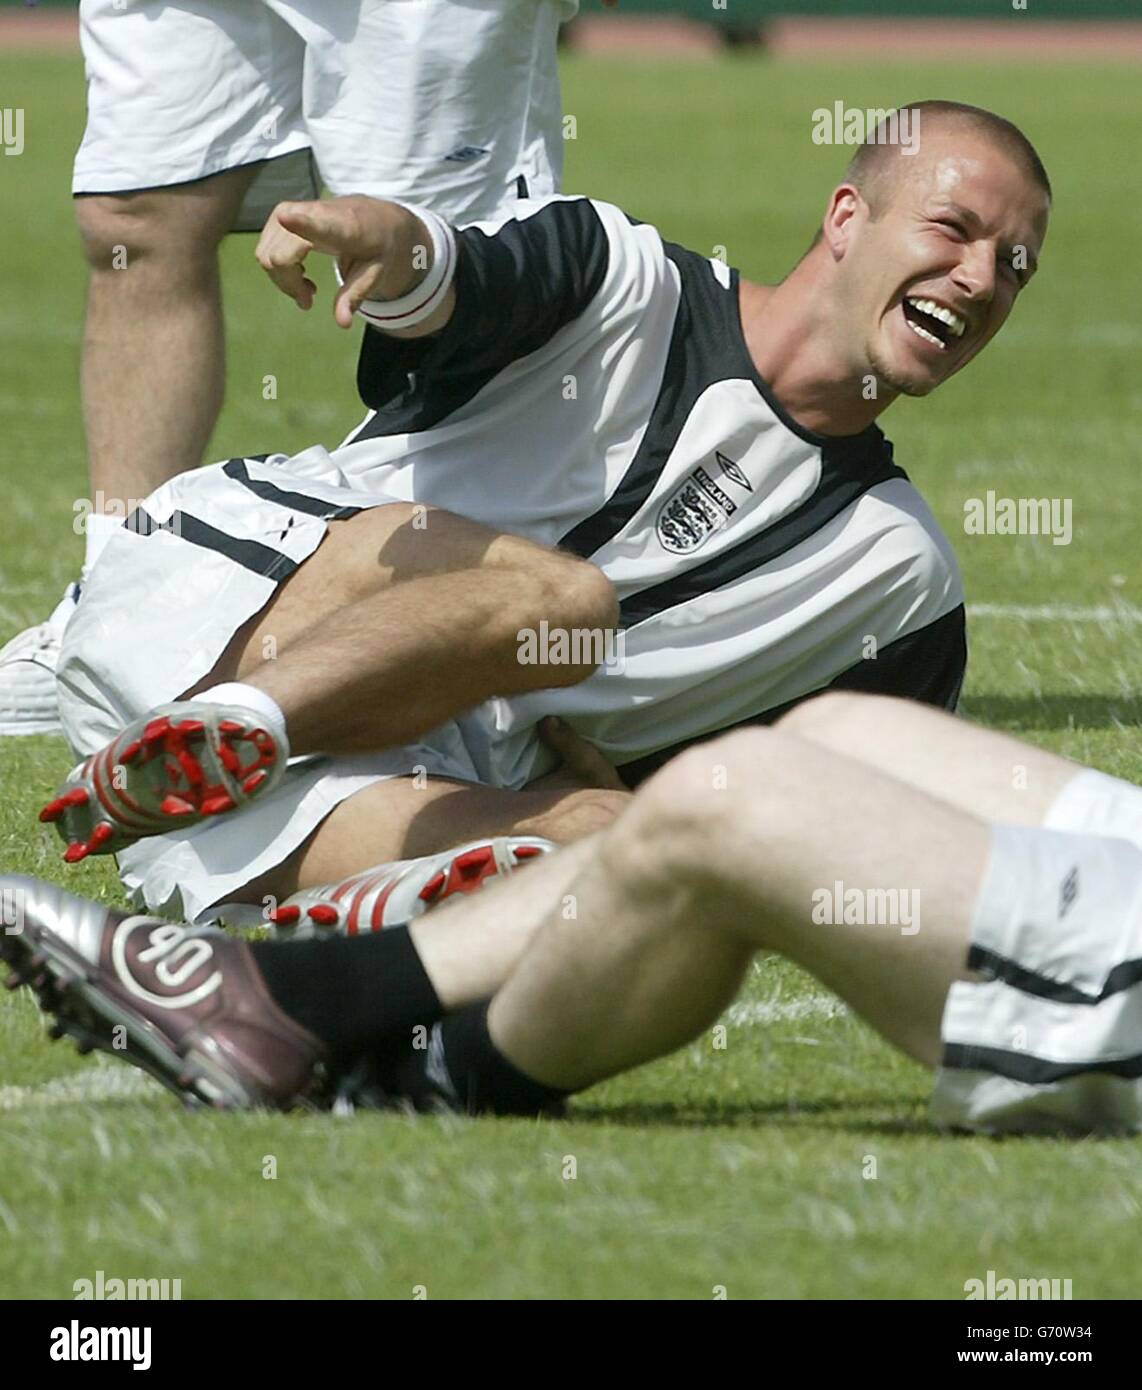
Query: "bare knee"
515 557 619 689
543 556 619 640
75 169 255 271
76 194 208 272
609 733 770 879
616 725 819 885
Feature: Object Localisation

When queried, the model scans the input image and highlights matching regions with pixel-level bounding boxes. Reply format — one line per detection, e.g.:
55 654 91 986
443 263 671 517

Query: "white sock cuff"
195 682 288 742
353 203 457 330
1043 768 1142 853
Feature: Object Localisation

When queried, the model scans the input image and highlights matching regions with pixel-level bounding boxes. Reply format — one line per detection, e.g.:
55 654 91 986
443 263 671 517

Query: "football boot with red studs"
40 701 286 862
266 836 554 938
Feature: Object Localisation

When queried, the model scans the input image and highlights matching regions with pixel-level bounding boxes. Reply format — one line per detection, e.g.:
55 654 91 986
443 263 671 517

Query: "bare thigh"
235 774 631 904
779 691 1078 824
182 502 566 694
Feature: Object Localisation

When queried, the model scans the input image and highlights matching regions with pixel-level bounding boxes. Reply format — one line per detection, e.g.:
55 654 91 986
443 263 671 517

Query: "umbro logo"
716 451 752 491
1059 866 1079 919
444 145 489 164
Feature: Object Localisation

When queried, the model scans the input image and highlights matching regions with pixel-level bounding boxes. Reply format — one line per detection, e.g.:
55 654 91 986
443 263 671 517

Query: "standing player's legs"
70 0 315 515
0 0 314 735
76 171 259 514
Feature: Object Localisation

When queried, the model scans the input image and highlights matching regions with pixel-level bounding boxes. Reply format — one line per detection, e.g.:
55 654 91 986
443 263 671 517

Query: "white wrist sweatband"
353 203 457 330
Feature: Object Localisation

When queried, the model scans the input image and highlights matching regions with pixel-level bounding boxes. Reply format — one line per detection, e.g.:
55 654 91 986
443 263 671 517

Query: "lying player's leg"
257 772 628 898
228 713 631 934
192 503 618 752
779 691 1142 851
1 723 983 1109
462 721 1142 1132
478 727 987 1097
44 502 617 859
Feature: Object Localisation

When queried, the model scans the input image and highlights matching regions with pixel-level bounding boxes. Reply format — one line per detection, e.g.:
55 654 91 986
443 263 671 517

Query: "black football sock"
434 1002 571 1116
249 927 442 1055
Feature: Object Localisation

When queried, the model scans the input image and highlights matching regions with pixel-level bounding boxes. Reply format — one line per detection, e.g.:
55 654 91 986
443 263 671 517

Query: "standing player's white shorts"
934 815 1142 1136
73 0 577 228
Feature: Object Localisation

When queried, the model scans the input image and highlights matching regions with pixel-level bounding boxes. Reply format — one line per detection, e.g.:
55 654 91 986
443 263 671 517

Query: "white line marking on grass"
968 603 1142 623
0 1196 18 1237
0 1062 160 1112
727 994 849 1026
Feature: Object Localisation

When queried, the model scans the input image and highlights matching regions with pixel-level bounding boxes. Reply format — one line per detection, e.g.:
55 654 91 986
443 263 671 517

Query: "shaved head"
793 98 1052 405
805 102 1051 257
845 100 1051 219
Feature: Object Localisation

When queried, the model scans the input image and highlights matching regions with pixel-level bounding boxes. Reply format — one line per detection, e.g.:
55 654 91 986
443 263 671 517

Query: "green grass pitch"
1 49 1141 1300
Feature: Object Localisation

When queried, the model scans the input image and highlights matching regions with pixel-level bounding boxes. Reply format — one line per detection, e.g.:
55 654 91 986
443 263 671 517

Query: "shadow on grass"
565 1099 1114 1142
960 694 1142 732
568 1096 936 1138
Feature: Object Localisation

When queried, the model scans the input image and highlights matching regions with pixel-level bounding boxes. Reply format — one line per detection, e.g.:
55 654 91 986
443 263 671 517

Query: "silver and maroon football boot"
39 701 287 862
0 875 323 1109
267 836 555 938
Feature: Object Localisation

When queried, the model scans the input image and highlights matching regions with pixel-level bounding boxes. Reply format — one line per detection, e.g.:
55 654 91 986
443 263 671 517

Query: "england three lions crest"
656 464 737 554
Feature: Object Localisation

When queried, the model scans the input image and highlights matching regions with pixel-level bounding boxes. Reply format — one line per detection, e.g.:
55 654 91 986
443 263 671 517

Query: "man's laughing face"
836 129 1050 398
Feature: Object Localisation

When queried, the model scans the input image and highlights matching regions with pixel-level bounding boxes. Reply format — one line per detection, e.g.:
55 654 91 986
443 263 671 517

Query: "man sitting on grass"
42 101 1048 935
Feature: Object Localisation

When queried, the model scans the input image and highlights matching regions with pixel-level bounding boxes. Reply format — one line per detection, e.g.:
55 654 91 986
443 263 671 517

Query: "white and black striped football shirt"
330 195 966 784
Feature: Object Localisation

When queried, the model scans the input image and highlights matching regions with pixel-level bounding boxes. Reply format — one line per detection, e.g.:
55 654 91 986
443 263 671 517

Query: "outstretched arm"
255 194 457 338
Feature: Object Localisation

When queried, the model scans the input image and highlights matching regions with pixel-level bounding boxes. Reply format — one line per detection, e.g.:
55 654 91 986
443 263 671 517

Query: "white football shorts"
933 820 1142 1136
56 451 527 924
73 0 576 230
